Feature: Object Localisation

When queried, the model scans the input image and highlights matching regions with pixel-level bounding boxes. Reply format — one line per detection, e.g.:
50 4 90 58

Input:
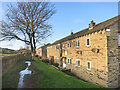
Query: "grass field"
2 56 106 88
2 55 29 88
32 57 105 88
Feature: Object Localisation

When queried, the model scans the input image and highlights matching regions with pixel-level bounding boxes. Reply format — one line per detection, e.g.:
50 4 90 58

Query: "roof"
51 15 120 45
37 43 51 49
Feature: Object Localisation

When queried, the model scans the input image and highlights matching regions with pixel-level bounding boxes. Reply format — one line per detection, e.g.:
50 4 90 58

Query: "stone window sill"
75 65 80 67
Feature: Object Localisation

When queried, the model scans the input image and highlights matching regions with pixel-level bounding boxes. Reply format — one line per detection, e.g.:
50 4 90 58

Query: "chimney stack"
71 32 73 35
89 20 95 30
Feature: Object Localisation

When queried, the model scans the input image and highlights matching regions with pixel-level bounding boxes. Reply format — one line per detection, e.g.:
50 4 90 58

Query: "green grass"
32 57 105 88
2 55 29 88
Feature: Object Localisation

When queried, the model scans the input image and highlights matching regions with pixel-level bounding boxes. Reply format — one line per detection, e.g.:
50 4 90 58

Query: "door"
63 58 66 68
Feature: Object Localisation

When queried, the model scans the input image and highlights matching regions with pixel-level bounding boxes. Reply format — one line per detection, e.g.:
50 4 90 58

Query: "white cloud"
0 40 25 50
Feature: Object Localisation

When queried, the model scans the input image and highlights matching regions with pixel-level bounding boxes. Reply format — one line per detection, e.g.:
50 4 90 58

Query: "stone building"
19 48 30 55
36 47 42 57
36 43 51 58
47 15 120 88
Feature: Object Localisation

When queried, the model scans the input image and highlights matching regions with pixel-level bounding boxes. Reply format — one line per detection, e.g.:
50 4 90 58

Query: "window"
76 40 80 48
55 46 57 50
59 45 61 49
59 58 62 62
86 38 90 46
68 58 72 64
62 44 65 48
118 35 120 46
87 61 91 70
76 59 80 67
119 62 120 73
55 57 57 62
67 42 71 48
65 51 67 55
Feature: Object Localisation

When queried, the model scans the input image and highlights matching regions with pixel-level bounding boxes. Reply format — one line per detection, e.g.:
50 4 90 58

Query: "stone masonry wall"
2 54 23 75
36 48 42 56
107 21 119 88
63 30 108 87
47 29 109 87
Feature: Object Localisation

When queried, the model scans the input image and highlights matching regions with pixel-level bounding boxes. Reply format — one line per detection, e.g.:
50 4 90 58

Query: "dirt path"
20 60 36 88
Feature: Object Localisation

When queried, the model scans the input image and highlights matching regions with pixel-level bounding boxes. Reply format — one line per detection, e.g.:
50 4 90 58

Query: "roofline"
49 15 119 46
37 43 51 49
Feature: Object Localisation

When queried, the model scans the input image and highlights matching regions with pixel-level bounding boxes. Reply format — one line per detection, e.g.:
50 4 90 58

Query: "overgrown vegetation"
41 59 49 64
54 63 59 67
32 57 105 88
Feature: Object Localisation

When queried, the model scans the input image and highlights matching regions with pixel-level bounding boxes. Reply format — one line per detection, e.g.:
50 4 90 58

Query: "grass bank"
32 57 105 88
2 55 29 88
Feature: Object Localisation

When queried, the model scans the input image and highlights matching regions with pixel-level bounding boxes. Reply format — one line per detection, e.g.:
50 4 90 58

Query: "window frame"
65 51 67 55
55 56 57 62
87 61 91 70
86 38 90 47
119 62 120 73
59 45 61 49
67 42 71 48
75 59 80 67
68 58 72 64
118 34 120 46
76 40 80 48
55 46 57 50
62 44 65 48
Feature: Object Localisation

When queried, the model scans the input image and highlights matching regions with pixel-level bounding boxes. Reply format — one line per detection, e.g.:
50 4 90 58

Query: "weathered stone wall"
63 30 108 87
2 54 23 75
47 29 109 87
46 19 120 88
36 48 42 56
107 21 119 88
47 44 61 61
36 46 47 58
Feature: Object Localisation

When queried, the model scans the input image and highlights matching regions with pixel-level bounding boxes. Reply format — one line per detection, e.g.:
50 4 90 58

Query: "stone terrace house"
36 43 51 58
47 15 120 88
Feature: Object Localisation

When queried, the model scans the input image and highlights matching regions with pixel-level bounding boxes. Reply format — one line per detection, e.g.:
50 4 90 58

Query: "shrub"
54 63 59 67
49 60 54 65
39 56 42 59
42 59 49 64
35 55 38 57
38 58 41 60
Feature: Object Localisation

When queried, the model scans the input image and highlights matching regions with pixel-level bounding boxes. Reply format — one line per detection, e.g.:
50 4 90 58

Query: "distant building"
19 48 30 55
46 15 120 88
36 43 51 58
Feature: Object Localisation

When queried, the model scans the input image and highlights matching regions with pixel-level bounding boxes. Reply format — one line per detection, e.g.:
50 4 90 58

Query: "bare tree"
0 1 56 60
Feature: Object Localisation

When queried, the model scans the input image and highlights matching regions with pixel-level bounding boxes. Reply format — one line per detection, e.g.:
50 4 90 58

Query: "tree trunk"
30 44 34 60
30 37 34 60
32 32 36 61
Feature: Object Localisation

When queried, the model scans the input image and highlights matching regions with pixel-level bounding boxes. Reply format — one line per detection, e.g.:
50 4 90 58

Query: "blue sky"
0 2 118 50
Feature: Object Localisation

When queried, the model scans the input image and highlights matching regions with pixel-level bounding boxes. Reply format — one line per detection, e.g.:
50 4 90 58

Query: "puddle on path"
17 61 32 88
